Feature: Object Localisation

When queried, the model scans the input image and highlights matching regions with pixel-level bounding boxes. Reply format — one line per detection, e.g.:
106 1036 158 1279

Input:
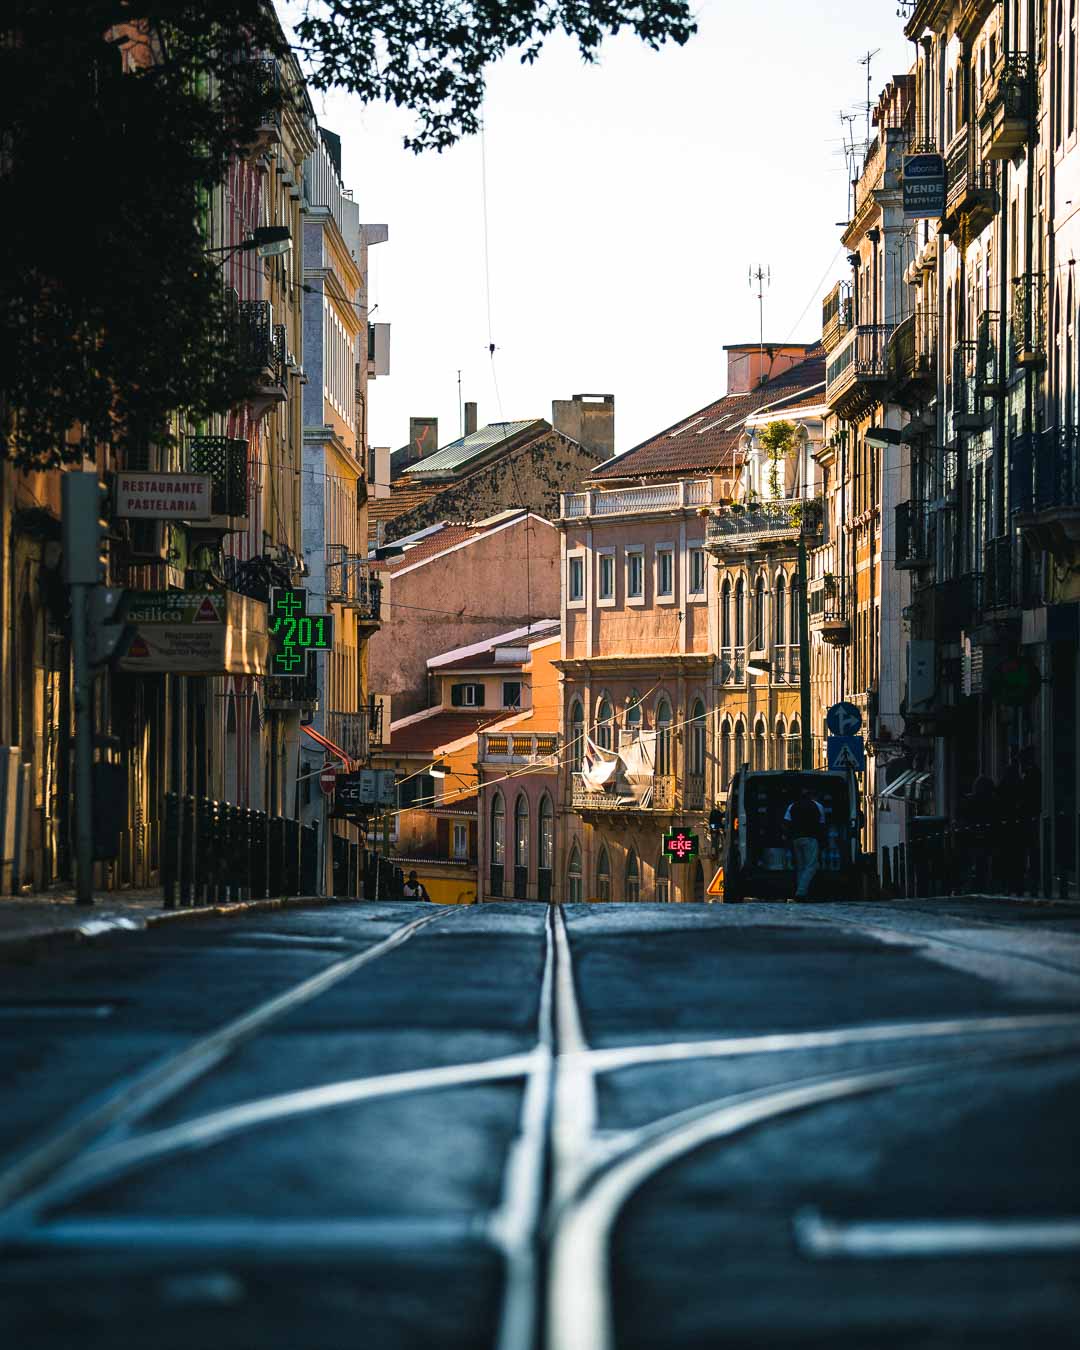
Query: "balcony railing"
571 773 676 813
1011 273 1046 368
887 311 937 405
809 576 850 643
561 479 713 520
684 775 705 810
975 310 1001 395
186 435 249 520
821 281 853 353
1013 426 1080 515
326 709 374 763
896 500 933 569
771 645 801 686
981 535 1015 613
325 546 382 623
950 339 987 431
720 647 745 685
978 53 1031 159
480 732 559 764
263 653 318 709
706 497 823 554
944 130 996 232
825 324 894 415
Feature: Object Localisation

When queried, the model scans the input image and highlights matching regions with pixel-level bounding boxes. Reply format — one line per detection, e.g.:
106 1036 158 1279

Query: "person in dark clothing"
402 870 430 902
784 787 826 900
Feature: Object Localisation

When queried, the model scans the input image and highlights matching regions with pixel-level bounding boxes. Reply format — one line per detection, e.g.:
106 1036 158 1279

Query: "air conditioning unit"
126 520 169 560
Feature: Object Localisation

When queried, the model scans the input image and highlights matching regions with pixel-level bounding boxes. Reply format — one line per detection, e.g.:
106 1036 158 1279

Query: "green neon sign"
269 587 333 675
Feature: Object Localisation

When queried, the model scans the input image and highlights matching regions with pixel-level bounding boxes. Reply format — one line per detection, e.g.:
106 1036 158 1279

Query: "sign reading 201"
269 587 334 674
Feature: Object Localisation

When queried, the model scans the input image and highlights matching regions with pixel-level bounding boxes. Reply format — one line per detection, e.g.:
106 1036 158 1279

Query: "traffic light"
87 587 134 668
62 472 110 585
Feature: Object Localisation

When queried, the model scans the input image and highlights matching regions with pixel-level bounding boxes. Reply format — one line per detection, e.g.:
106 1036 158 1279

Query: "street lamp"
206 226 293 260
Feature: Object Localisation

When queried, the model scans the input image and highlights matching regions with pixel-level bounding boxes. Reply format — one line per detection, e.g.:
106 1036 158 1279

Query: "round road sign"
319 767 338 795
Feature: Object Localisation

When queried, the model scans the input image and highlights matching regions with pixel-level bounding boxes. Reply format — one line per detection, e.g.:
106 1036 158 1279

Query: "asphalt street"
1 898 1079 1349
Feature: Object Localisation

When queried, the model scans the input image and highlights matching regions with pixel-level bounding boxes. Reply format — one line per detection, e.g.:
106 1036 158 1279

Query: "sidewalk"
0 888 344 962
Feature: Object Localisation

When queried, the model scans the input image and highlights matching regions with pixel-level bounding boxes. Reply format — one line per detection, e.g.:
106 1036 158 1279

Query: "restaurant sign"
118 590 268 675
114 471 213 521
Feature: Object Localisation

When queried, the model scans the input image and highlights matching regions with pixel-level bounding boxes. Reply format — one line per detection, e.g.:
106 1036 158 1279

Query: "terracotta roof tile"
592 348 825 481
387 710 493 755
382 524 485 570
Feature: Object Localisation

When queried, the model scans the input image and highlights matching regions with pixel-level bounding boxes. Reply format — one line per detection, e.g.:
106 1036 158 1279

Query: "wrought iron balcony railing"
896 500 933 569
981 535 1015 613
978 53 1031 159
187 435 249 519
825 324 894 415
944 129 996 234
571 774 676 813
1013 426 1080 514
706 497 823 553
325 545 382 624
1011 273 1047 368
326 709 375 763
975 310 1002 395
821 280 853 353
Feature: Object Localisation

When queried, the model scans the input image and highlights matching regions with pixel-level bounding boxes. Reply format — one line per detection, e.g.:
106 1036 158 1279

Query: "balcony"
1014 427 1080 563
896 500 933 570
186 435 249 533
981 535 1016 614
886 311 937 408
943 129 996 237
479 732 559 765
821 281 853 354
241 56 283 159
326 709 376 763
719 647 745 685
561 479 713 520
825 324 894 419
978 54 1031 160
975 310 1002 396
325 546 382 629
809 576 851 644
909 575 982 643
1011 273 1046 369
771 644 802 685
950 340 989 432
263 653 318 710
705 497 823 557
572 773 676 815
684 775 705 810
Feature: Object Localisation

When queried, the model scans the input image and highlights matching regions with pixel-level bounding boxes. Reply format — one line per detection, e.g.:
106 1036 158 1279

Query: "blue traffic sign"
827 735 865 772
826 701 863 736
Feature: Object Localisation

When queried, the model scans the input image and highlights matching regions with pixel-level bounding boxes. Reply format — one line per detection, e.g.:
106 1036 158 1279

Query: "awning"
878 769 917 801
301 724 357 770
909 771 933 793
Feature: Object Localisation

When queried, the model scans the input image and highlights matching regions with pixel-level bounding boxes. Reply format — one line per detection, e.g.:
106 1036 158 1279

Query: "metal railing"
263 652 319 709
825 324 894 406
720 647 745 684
945 130 995 214
684 775 705 810
888 311 937 393
186 435 249 518
978 52 1032 124
896 500 933 569
772 645 801 685
981 535 1015 612
325 545 382 621
571 773 676 812
975 310 1001 394
1011 272 1046 364
706 497 823 551
326 709 373 763
821 281 853 352
561 479 713 519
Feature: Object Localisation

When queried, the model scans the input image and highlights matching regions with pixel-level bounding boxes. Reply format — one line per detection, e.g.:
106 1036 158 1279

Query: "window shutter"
451 684 463 707
436 818 450 856
471 683 485 706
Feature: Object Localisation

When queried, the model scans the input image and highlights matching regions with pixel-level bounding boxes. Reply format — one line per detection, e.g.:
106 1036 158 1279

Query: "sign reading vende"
114 471 213 521
902 153 946 218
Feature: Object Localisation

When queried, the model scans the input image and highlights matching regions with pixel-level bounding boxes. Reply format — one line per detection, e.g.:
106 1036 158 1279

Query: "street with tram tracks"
2 898 1080 1348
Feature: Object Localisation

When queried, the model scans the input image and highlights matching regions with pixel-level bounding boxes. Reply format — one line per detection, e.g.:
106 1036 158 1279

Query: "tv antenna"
859 49 881 148
840 111 859 221
748 264 772 376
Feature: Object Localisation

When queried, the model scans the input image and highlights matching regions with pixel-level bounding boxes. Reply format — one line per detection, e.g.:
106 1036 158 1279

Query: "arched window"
1067 274 1075 429
721 578 732 647
719 717 732 791
596 846 611 902
945 77 954 143
513 795 529 898
655 698 673 775
625 850 640 903
538 795 553 902
774 716 787 770
692 860 705 903
655 853 670 903
567 843 582 903
733 718 746 772
774 573 786 645
735 576 745 646
789 574 800 648
490 793 505 896
1070 0 1077 138
753 718 767 770
596 697 614 752
788 717 801 771
687 698 706 777
625 690 642 733
753 575 766 648
569 700 585 772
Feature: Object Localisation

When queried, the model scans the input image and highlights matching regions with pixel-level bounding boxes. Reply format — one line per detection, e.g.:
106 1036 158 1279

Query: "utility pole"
798 529 813 770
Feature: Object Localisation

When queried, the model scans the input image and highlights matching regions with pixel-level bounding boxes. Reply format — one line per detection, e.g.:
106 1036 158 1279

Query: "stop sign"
319 767 338 795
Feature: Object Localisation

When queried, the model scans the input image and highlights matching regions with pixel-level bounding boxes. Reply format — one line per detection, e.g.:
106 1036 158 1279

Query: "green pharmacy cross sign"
662 828 699 863
269 587 333 675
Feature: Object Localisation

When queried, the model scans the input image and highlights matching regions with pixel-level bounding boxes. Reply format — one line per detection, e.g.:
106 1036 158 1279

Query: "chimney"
464 402 478 436
723 344 813 394
551 393 615 461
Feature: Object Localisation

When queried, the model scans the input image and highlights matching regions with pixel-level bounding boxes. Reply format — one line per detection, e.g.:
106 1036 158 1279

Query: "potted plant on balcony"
758 420 797 500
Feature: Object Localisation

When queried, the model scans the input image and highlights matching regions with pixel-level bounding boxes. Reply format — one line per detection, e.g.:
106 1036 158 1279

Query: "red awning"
301 724 357 771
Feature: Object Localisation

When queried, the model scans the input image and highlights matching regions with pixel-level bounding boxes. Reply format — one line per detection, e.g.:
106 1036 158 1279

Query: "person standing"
402 870 431 902
784 787 826 901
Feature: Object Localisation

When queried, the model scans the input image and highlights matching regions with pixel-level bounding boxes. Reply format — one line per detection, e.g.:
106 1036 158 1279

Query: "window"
568 554 584 603
721 579 732 647
502 681 522 709
597 550 615 602
688 547 706 597
753 719 766 770
451 683 484 707
452 823 468 859
570 700 585 771
789 576 800 647
625 691 642 732
596 846 611 901
719 717 732 790
513 795 529 898
625 850 640 903
656 698 673 775
626 548 644 601
656 547 674 598
774 718 786 771
733 718 746 772
596 697 614 752
774 574 787 645
787 718 802 770
539 796 553 869
399 773 435 808
567 843 583 903
490 793 505 896
753 575 766 648
735 577 745 645
655 853 670 903
687 698 706 777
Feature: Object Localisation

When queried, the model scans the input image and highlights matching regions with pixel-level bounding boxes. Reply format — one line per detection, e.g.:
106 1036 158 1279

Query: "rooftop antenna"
860 48 881 148
748 264 772 383
457 369 463 438
840 111 859 221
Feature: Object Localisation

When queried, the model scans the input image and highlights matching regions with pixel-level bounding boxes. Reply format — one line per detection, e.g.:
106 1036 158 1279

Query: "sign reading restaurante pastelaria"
114 471 213 521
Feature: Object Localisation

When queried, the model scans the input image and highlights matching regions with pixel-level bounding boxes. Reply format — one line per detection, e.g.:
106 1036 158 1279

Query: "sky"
290 1 914 458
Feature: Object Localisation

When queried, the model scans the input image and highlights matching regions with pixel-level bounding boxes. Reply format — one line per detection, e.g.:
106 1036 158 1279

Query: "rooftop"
386 707 497 756
402 420 543 478
428 619 561 672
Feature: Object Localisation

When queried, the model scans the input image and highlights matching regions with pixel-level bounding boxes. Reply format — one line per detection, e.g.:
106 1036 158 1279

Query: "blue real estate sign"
903 153 946 217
